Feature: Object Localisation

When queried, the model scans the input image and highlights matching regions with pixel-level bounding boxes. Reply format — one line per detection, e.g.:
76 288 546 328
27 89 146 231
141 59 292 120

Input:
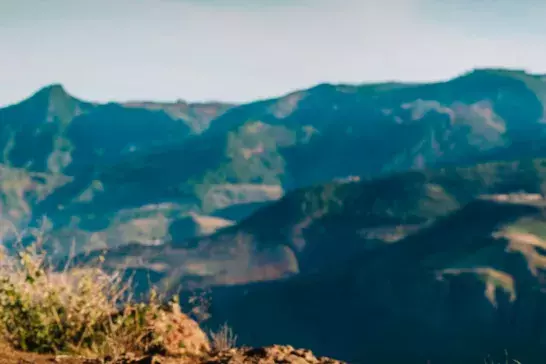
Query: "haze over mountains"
5 68 546 362
3 68 546 252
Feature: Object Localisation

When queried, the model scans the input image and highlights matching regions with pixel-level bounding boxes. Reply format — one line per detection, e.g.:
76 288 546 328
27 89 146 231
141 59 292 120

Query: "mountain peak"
23 83 74 106
35 83 70 98
43 83 65 91
22 83 92 125
455 67 537 82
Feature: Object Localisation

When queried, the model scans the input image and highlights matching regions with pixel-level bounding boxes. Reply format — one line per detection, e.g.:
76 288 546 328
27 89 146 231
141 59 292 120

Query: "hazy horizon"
2 66 541 108
2 0 546 106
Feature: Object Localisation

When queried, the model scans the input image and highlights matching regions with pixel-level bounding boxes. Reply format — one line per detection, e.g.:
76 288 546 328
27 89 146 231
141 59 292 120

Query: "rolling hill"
78 158 546 289
202 197 546 363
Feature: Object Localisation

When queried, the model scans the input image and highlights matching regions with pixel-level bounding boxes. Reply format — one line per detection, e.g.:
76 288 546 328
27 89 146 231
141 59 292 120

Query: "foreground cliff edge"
0 343 345 364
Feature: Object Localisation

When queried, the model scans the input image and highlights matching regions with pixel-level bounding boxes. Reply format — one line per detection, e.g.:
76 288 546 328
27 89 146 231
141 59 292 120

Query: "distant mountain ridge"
4 68 546 256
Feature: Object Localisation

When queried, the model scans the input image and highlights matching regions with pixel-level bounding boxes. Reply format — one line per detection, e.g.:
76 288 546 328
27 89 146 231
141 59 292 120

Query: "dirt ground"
0 343 90 364
0 343 345 364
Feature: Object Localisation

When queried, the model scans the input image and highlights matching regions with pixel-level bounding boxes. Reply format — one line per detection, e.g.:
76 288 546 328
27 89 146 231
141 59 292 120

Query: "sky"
1 0 546 106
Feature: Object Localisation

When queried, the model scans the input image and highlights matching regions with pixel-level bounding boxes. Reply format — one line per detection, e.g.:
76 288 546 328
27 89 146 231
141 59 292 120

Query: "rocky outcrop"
48 346 344 364
114 346 345 364
205 346 345 364
110 304 211 358
146 309 211 357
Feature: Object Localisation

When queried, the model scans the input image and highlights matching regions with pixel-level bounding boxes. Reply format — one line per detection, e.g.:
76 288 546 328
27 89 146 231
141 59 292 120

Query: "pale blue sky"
1 0 546 106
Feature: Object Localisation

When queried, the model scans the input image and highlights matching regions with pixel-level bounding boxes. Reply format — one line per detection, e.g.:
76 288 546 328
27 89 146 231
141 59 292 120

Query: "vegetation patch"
0 233 210 360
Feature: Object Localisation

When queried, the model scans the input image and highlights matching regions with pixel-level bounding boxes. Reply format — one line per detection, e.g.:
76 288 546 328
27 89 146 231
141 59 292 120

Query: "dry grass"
0 224 200 360
209 323 237 352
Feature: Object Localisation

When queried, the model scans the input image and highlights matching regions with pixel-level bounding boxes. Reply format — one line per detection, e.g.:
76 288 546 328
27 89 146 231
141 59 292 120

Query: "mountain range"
5 68 546 362
4 68 546 253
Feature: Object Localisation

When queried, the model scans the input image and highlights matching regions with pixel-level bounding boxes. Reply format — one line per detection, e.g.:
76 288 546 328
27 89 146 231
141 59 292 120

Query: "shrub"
0 239 210 359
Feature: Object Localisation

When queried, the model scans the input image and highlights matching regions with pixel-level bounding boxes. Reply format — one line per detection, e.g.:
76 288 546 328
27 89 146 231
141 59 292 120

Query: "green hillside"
5 68 546 257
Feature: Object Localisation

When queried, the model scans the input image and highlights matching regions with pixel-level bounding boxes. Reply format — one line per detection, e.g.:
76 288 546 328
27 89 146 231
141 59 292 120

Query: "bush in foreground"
0 242 210 359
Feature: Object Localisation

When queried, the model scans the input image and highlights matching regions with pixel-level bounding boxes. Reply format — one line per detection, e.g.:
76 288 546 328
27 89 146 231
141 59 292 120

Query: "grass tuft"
209 323 237 352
